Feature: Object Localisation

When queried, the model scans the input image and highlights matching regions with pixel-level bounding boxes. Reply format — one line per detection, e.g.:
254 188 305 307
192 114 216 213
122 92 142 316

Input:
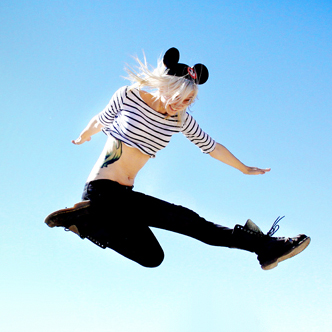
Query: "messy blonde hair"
125 53 198 123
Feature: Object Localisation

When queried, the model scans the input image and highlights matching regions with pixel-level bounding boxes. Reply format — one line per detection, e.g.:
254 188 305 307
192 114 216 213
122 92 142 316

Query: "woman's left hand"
242 167 271 175
209 143 271 175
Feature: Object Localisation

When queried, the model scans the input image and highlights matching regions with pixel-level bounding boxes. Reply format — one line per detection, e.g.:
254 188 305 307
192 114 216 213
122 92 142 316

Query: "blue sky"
1 1 331 331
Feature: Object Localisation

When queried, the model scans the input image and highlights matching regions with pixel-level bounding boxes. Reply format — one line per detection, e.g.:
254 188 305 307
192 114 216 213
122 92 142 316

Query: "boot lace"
267 216 285 236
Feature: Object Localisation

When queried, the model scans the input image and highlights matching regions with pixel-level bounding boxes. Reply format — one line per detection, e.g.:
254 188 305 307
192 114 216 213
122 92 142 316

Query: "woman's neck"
140 90 167 114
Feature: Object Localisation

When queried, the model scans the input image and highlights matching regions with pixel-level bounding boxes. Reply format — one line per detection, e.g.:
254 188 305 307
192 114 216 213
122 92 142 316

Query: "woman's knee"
139 250 165 268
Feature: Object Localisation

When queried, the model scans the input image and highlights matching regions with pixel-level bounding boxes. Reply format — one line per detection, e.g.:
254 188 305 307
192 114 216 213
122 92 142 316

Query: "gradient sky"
1 1 331 331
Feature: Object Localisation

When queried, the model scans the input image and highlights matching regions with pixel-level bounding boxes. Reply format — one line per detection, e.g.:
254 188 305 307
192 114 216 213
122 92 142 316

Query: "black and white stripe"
98 86 216 158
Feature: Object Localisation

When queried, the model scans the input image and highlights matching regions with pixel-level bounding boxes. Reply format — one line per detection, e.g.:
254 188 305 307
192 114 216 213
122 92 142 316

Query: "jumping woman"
45 47 310 270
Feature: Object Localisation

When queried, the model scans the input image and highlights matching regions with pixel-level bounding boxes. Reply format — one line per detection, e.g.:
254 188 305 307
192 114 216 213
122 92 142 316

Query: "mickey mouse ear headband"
163 47 209 85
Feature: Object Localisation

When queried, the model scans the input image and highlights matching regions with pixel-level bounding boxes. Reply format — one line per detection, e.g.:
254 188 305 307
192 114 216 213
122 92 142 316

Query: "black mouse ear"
192 63 209 85
163 47 180 68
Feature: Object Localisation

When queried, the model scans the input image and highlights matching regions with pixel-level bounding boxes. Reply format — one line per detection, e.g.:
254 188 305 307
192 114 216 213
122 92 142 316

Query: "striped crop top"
98 86 216 158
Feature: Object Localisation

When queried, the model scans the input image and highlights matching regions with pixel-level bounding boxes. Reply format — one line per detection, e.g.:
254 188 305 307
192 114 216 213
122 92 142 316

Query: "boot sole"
261 236 311 270
45 201 91 228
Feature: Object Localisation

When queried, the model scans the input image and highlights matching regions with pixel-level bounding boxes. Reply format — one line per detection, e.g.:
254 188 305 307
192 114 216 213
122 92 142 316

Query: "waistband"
84 179 134 192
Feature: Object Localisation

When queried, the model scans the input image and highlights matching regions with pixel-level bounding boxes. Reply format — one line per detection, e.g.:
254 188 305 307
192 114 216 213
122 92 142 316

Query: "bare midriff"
86 136 150 186
86 90 167 186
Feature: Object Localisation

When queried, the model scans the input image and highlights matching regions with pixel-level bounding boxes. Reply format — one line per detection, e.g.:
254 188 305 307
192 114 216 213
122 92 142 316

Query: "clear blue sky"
1 1 331 331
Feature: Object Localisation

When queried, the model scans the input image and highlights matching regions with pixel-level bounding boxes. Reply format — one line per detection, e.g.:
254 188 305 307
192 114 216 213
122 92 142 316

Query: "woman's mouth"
169 105 177 113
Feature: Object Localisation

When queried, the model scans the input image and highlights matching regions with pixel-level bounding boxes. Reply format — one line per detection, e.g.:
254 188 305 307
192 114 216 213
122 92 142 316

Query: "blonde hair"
125 53 198 123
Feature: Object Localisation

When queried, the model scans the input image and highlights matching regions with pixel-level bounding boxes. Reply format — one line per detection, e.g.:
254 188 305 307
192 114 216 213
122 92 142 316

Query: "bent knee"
140 252 165 268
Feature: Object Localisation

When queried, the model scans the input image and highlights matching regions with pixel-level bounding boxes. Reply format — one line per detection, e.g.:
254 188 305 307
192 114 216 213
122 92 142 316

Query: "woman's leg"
129 191 310 270
81 180 164 268
131 191 234 247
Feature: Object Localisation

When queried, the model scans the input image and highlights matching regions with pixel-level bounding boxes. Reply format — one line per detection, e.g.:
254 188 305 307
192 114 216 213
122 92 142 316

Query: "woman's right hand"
71 115 104 145
72 133 91 145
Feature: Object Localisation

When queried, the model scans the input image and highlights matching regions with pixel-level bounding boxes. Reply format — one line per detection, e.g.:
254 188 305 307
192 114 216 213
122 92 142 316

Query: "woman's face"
161 92 196 116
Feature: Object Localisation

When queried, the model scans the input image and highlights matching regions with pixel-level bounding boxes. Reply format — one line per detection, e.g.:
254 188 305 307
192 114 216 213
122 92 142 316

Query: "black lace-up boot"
232 217 311 270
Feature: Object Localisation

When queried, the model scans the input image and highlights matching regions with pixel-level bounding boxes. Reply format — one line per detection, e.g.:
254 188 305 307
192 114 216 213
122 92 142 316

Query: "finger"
248 167 271 175
72 137 81 145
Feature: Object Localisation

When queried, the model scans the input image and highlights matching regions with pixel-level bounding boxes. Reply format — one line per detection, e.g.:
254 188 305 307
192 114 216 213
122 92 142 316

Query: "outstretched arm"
72 115 104 145
209 142 271 175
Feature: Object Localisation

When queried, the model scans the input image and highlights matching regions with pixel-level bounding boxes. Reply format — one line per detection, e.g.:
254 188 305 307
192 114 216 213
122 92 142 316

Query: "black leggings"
82 179 234 268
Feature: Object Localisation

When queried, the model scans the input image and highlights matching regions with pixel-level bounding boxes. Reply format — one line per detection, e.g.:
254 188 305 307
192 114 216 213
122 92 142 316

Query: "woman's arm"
209 142 271 175
72 115 104 145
